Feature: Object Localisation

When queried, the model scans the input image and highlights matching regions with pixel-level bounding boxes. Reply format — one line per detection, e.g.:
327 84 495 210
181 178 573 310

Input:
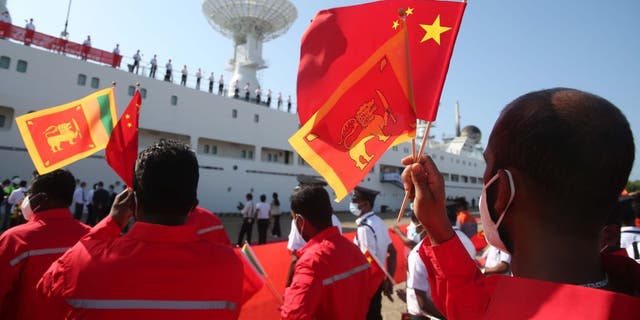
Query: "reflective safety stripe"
196 225 224 235
66 299 237 311
322 263 370 286
10 247 70 266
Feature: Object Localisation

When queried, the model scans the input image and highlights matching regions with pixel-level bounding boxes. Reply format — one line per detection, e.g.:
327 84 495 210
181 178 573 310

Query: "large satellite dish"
202 0 297 95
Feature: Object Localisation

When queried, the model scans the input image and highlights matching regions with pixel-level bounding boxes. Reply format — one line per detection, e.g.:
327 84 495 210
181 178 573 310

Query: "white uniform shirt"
287 214 342 251
150 57 157 66
241 200 255 219
353 211 392 265
620 226 640 249
133 52 141 62
484 245 511 269
113 47 120 55
218 76 224 85
82 38 91 46
165 62 172 71
7 187 27 205
196 70 202 79
72 187 85 205
26 21 35 30
208 73 214 82
406 239 429 316
181 67 188 76
255 201 270 219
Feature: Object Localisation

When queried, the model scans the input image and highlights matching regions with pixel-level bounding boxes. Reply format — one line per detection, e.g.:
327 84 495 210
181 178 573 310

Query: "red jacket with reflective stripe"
281 226 375 320
0 208 90 320
38 216 263 320
188 206 231 246
419 235 640 319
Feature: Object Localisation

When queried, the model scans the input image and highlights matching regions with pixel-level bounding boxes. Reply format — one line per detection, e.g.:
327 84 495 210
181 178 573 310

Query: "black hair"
19 180 27 187
290 185 332 229
490 88 634 230
30 169 76 207
272 192 280 206
246 193 253 200
260 194 266 202
133 140 198 216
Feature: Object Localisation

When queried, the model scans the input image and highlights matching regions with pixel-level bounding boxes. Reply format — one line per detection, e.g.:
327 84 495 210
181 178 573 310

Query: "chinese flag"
291 0 466 201
15 88 117 174
105 90 141 187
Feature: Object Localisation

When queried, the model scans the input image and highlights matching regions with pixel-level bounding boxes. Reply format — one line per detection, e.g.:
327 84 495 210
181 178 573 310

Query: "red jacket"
38 216 262 320
281 226 375 320
419 235 640 319
187 206 231 245
0 208 90 320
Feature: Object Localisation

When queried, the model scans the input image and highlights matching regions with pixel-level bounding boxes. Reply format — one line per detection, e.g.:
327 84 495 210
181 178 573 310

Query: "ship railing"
0 21 297 113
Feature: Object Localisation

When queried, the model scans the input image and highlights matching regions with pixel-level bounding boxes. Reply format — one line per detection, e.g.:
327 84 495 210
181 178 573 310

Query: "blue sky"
7 0 640 180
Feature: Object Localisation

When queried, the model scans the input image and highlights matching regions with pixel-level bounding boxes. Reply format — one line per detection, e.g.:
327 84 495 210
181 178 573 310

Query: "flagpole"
399 9 418 161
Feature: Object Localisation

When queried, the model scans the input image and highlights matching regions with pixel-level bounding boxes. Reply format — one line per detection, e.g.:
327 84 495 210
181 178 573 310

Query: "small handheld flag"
105 89 141 187
241 242 283 304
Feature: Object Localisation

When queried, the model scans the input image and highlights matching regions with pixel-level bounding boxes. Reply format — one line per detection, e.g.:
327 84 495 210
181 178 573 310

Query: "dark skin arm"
415 288 445 319
392 225 417 249
382 243 397 301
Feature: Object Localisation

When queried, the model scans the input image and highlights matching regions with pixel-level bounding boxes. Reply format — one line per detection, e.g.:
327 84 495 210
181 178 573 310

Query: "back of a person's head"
260 194 266 202
31 169 76 208
19 180 27 187
290 185 332 228
490 88 634 230
134 140 198 217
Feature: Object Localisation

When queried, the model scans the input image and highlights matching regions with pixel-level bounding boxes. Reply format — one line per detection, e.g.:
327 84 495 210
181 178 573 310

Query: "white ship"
0 1 485 213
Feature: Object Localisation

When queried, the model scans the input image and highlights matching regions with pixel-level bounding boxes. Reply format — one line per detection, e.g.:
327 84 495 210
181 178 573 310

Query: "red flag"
105 90 141 186
290 0 465 200
15 88 117 174
297 0 466 123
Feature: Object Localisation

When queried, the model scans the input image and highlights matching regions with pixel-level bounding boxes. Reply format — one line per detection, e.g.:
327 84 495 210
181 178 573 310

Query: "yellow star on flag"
125 114 130 119
127 123 132 128
392 20 400 30
406 7 414 16
419 15 452 45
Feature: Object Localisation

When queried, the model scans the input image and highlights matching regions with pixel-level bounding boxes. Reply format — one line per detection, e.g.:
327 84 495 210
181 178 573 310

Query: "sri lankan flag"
291 0 465 201
15 88 117 174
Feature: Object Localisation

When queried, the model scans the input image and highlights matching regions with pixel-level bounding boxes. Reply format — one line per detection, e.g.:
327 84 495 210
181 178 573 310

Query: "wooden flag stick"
396 121 432 223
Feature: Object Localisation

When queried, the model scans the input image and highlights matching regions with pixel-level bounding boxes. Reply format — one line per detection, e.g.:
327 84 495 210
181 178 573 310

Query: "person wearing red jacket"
188 205 231 245
402 88 640 319
38 140 262 320
281 185 377 319
0 169 91 319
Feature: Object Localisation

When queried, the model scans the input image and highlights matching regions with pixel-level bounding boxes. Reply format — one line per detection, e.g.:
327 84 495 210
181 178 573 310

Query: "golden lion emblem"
43 119 81 152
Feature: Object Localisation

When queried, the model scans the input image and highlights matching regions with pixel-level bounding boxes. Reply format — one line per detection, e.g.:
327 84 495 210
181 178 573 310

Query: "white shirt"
72 187 85 205
287 214 342 251
87 189 95 205
113 47 120 55
255 88 261 95
82 39 91 46
406 239 429 316
150 57 157 66
181 67 188 76
241 200 255 219
133 52 141 62
218 76 224 85
620 226 640 249
208 74 214 82
353 211 392 265
484 246 511 270
7 187 27 205
196 70 202 79
26 21 35 30
255 201 270 219
166 62 172 71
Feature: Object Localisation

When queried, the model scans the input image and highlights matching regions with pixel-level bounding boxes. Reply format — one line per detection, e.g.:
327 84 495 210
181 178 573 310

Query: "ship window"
241 150 247 158
392 146 398 151
0 56 10 69
440 156 444 160
140 88 147 99
403 148 409 153
442 173 450 181
232 109 237 118
16 60 27 73
254 114 259 123
211 145 217 154
451 174 459 182
461 175 468 183
470 177 477 184
478 177 484 184
128 86 135 96
268 154 272 161
248 150 253 159
203 145 210 154
273 155 278 162
0 106 14 130
462 161 466 165
170 95 178 106
90 77 100 88
77 74 87 86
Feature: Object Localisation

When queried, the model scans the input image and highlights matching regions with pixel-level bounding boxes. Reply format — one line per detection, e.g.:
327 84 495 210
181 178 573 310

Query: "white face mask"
21 194 43 221
349 202 361 217
407 221 421 243
479 169 515 255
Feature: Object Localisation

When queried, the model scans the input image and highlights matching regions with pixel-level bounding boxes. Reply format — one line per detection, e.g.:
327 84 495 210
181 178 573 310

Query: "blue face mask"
349 202 361 217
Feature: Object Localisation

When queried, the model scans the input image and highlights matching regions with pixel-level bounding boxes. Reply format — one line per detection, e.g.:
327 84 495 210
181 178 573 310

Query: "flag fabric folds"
241 243 283 303
15 88 117 174
105 90 141 187
291 0 466 201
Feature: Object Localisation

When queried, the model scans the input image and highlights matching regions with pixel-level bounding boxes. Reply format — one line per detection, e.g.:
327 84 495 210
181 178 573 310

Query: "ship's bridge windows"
478 177 484 184
128 85 135 96
16 60 27 73
170 95 178 106
0 56 10 69
297 154 307 166
261 147 292 165
90 77 100 89
403 147 409 153
392 146 398 151
77 74 87 86
140 88 147 99
470 177 477 184
0 106 14 130
440 155 444 161
451 174 459 182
